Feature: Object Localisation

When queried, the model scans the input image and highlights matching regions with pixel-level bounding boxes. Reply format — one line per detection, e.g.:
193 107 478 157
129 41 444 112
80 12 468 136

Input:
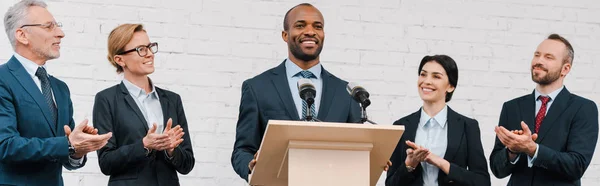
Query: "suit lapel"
316 68 336 121
49 76 66 135
537 88 570 142
119 82 149 131
7 57 56 136
519 92 536 132
269 61 300 120
443 107 464 162
157 88 170 126
402 110 421 143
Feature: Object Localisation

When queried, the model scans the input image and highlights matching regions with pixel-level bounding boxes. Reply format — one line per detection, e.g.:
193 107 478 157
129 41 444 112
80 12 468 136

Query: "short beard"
32 46 59 61
531 67 561 85
289 42 323 62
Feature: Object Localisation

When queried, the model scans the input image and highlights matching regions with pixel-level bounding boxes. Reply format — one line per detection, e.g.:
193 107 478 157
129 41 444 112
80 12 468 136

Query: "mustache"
532 64 547 71
298 37 319 43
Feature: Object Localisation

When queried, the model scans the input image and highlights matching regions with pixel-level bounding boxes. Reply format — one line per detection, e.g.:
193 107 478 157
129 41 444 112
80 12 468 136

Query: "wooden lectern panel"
248 120 404 186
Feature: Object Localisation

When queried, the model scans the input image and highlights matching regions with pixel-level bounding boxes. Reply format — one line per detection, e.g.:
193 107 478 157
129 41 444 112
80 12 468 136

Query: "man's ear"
282 30 289 43
15 28 29 45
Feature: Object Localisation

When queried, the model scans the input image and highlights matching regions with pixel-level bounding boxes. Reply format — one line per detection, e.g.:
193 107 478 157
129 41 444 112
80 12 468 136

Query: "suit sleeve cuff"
527 144 539 167
164 149 175 160
68 155 84 166
506 148 520 164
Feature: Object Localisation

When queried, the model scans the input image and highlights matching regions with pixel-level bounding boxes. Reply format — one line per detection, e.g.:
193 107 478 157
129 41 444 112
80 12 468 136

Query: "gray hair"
4 0 48 49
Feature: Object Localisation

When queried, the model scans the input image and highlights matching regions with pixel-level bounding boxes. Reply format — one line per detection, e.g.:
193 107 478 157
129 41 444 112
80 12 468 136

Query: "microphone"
346 82 371 108
297 79 319 121
347 82 376 124
298 79 316 105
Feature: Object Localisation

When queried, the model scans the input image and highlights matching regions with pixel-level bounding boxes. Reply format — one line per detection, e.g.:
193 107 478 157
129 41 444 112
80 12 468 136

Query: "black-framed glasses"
117 42 158 57
20 22 62 30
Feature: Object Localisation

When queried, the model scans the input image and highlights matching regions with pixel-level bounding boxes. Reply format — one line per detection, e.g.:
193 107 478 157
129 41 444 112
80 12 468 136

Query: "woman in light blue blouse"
386 55 490 186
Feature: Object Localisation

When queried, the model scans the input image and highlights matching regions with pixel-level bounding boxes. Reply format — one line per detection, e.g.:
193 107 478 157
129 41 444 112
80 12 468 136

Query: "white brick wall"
1 0 599 185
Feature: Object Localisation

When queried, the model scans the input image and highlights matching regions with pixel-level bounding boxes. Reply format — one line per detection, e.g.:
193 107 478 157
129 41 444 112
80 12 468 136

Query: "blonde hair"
107 24 145 73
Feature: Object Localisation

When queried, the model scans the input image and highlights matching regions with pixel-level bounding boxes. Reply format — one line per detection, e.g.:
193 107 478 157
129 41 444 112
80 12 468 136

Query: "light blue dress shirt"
510 86 564 167
415 105 449 186
13 53 83 166
285 59 323 119
122 78 164 133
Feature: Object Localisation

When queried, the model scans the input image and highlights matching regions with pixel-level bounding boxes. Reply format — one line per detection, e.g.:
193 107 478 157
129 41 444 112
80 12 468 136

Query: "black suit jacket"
386 107 490 186
489 88 598 186
231 61 362 181
93 82 195 186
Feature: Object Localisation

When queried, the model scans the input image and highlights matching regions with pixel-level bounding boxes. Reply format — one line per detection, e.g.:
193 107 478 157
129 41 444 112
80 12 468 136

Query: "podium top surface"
249 120 405 186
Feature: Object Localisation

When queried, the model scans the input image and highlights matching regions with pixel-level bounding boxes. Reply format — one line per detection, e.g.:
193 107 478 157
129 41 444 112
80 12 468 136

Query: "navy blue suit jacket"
0 56 85 186
490 88 599 186
231 61 362 181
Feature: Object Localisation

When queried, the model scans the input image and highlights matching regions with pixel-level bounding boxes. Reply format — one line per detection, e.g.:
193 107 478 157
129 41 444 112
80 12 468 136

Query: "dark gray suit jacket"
231 61 362 181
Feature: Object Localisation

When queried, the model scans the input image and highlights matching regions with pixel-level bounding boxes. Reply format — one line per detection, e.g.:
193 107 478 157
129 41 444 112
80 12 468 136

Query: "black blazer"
386 107 490 186
93 82 194 186
231 61 362 181
489 87 598 186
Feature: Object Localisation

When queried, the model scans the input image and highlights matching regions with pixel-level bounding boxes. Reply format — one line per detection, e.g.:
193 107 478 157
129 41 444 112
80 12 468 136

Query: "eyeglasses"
20 22 62 30
117 42 158 57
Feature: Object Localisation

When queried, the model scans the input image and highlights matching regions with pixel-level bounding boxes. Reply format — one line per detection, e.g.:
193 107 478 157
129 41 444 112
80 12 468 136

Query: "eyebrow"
294 20 323 24
421 70 444 75
535 51 556 58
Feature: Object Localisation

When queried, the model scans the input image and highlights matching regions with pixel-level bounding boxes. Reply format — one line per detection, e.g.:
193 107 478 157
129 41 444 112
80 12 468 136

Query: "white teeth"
302 41 316 44
144 62 153 65
422 88 434 92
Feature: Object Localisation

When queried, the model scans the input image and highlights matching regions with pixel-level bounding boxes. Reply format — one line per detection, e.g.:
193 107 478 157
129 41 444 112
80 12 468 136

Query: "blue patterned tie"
295 70 317 120
35 67 58 128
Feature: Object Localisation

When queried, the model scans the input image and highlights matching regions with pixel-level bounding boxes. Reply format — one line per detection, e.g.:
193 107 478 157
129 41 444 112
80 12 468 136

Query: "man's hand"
248 153 257 172
64 119 112 158
495 121 538 157
384 160 392 171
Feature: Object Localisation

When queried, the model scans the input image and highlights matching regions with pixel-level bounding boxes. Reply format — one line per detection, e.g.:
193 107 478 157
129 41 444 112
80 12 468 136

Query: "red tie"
535 96 551 133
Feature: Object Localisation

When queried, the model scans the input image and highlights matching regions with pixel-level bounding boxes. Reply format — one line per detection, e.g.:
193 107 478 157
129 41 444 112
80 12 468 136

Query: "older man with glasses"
0 1 112 185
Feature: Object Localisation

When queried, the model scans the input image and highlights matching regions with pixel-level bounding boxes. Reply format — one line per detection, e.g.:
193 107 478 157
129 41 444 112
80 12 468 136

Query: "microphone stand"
360 104 377 124
303 101 322 122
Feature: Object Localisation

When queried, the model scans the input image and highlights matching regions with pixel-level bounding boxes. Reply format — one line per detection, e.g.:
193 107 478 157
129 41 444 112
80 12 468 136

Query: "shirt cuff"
68 155 84 166
507 147 520 164
164 150 174 160
527 144 539 167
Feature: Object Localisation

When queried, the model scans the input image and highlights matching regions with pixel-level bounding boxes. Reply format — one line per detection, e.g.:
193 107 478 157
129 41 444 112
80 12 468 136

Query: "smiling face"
531 39 571 85
18 6 64 61
114 31 155 76
418 61 455 103
281 5 325 62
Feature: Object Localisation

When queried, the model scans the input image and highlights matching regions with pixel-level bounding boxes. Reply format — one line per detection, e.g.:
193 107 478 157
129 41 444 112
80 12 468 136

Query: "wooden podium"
248 120 405 186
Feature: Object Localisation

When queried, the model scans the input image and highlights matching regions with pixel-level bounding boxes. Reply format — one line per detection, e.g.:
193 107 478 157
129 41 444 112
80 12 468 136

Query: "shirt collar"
13 53 47 77
419 105 448 128
122 78 158 98
285 58 322 79
534 85 564 101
